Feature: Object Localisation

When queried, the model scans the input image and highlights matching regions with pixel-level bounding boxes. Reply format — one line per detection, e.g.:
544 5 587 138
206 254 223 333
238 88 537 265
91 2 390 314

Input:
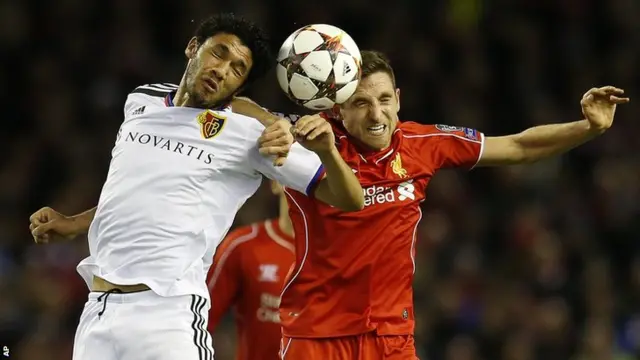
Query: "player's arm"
232 97 301 167
253 115 364 212
207 227 246 332
29 206 96 244
232 97 283 127
28 86 149 244
233 97 364 210
477 86 629 167
289 115 364 211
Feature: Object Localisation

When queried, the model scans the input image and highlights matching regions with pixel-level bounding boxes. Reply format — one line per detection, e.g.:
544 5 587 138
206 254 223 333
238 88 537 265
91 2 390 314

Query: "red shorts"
280 332 418 360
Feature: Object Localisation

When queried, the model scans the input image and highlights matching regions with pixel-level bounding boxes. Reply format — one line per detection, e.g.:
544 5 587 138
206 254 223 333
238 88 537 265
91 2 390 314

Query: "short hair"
194 13 273 88
360 50 396 87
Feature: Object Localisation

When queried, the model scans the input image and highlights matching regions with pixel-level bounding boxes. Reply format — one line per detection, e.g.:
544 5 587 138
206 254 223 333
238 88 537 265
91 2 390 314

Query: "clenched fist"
29 207 82 244
291 115 336 154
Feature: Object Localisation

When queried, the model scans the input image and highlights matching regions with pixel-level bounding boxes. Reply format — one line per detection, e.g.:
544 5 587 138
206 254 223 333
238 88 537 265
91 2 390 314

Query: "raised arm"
477 86 629 167
291 115 364 211
253 113 364 212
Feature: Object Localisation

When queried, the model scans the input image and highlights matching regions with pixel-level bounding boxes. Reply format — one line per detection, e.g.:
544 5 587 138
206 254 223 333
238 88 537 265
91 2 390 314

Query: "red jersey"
280 122 484 338
207 219 295 360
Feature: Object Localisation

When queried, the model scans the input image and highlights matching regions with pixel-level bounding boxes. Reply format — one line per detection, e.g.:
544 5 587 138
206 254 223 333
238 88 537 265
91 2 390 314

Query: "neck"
277 195 294 238
172 76 192 107
355 137 389 154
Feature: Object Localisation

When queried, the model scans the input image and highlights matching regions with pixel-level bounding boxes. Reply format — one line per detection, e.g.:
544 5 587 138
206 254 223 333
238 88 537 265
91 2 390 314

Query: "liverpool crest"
391 153 408 179
197 110 226 139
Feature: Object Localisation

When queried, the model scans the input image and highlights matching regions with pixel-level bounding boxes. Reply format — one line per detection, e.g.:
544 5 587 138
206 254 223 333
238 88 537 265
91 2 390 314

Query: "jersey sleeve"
406 123 485 170
206 226 251 332
249 141 325 196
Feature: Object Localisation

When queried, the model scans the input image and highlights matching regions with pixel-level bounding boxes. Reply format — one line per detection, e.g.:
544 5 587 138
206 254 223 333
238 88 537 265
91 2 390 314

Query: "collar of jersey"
164 91 231 111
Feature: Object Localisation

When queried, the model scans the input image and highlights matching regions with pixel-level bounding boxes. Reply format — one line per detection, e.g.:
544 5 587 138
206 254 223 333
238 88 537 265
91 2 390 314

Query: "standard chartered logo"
397 181 415 201
363 180 415 207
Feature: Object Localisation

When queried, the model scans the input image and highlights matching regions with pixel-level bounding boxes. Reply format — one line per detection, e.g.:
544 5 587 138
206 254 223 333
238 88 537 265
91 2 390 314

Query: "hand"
581 86 630 133
29 207 80 244
291 114 336 154
258 119 294 166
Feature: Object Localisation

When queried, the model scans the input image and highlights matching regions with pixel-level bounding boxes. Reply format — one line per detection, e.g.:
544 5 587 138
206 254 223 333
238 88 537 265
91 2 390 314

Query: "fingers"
33 233 50 244
581 86 630 106
32 222 53 244
583 86 627 98
30 207 53 244
258 126 291 143
609 96 630 104
32 221 54 237
259 145 291 156
29 207 52 223
273 155 287 167
258 119 294 167
259 137 292 149
292 115 326 138
305 122 332 141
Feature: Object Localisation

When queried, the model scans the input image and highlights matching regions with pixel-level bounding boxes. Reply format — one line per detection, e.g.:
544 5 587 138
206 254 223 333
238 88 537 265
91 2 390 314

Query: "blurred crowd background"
2 0 640 359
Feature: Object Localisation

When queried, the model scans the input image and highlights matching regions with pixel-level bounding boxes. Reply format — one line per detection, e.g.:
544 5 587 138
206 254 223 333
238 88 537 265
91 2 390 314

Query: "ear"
395 88 401 112
185 37 199 60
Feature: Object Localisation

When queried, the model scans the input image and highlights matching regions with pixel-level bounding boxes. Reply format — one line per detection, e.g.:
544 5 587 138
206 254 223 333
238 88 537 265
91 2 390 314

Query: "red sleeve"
206 225 256 332
404 123 484 170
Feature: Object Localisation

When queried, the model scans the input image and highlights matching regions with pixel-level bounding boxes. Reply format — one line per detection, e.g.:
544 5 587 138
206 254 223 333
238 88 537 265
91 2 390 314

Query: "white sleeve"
249 142 325 196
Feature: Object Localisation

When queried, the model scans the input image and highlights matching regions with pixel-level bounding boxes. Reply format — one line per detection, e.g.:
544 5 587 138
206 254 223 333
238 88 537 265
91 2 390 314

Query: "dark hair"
194 13 273 88
361 50 396 87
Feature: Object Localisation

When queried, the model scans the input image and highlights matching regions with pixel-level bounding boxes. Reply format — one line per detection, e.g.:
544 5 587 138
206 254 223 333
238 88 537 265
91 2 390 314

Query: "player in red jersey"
207 181 295 360
233 50 628 359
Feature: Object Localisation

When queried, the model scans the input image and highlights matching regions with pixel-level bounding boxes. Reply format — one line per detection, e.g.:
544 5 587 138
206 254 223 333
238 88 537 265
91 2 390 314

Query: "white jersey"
77 83 324 299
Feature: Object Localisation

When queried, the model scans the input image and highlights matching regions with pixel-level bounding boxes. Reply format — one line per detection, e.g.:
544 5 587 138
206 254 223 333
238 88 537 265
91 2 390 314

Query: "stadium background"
2 0 640 359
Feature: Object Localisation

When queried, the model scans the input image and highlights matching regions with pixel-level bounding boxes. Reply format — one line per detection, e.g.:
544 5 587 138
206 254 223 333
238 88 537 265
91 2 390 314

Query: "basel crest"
197 110 226 139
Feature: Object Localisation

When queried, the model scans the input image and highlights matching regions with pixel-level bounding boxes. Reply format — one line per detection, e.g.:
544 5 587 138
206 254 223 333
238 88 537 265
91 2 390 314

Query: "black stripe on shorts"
190 295 213 360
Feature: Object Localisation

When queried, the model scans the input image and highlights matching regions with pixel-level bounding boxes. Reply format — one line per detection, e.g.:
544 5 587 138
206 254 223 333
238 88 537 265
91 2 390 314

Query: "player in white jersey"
28 13 364 360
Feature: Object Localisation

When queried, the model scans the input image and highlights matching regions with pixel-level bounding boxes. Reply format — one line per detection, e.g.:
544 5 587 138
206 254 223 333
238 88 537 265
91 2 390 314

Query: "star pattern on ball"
278 26 361 109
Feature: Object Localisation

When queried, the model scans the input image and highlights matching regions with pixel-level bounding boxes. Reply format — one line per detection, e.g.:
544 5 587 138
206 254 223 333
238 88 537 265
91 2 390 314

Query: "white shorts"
72 290 214 360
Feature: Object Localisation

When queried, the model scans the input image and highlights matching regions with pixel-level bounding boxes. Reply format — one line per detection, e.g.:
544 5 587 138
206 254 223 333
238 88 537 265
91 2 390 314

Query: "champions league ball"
276 24 362 110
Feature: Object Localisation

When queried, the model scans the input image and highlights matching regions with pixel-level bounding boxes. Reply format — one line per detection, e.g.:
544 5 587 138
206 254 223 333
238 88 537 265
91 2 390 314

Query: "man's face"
339 71 400 151
184 33 253 108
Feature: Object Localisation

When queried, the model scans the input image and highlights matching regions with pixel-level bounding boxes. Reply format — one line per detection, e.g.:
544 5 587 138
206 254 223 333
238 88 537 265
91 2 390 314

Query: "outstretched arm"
477 86 629 167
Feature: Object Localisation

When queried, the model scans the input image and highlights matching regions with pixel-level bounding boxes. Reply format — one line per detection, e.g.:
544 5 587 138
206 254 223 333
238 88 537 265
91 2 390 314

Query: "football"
276 24 362 110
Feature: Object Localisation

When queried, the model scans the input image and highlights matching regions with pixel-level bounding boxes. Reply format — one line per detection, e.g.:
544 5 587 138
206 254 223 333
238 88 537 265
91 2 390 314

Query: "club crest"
197 110 226 139
391 153 409 179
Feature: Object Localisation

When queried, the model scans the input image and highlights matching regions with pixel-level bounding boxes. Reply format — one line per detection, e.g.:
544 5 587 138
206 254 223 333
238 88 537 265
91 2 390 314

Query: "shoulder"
399 121 481 143
397 121 441 136
124 83 178 113
129 83 178 98
126 83 178 104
